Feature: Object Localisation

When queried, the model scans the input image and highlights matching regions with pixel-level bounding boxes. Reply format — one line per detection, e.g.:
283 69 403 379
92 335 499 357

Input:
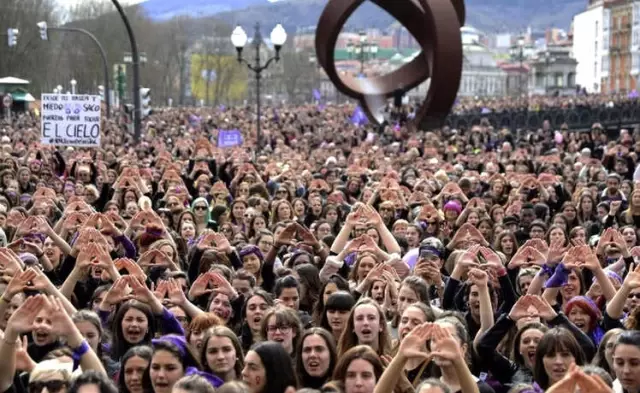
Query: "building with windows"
573 0 639 93
457 26 507 97
529 46 577 95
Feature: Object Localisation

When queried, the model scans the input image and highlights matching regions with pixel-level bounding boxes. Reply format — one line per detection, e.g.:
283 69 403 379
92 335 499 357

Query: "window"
634 29 640 47
555 72 564 87
596 20 599 34
635 4 640 25
604 10 611 31
603 33 610 50
603 56 610 72
595 61 598 77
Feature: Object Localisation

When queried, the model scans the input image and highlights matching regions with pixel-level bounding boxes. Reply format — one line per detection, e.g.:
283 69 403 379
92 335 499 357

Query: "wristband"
541 264 555 276
71 340 90 370
495 267 507 277
544 263 570 289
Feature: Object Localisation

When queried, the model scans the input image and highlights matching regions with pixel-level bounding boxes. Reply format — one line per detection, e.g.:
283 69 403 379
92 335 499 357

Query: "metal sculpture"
315 0 465 128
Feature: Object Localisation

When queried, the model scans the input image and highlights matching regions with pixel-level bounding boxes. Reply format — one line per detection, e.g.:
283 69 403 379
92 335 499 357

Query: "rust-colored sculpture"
315 0 465 128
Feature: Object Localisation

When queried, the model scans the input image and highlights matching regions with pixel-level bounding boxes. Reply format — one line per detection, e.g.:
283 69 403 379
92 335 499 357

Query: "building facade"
574 0 640 93
529 46 578 95
573 2 607 92
457 27 507 97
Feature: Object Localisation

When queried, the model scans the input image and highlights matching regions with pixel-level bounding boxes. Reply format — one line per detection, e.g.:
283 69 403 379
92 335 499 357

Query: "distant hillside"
141 0 585 32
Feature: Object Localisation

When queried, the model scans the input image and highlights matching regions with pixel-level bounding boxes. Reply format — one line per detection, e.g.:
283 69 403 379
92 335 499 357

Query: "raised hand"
46 296 77 339
14 335 35 372
211 232 232 254
153 280 169 302
0 248 24 276
101 277 132 308
430 324 463 362
508 295 537 321
478 247 502 268
275 223 297 247
548 238 568 263
295 223 319 248
114 258 147 282
467 268 489 288
209 272 237 299
528 295 557 321
189 273 214 299
623 264 640 289
4 269 37 300
6 294 47 335
397 322 434 360
167 278 188 306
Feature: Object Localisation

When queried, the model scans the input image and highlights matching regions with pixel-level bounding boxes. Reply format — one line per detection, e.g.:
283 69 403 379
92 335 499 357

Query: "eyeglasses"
194 206 207 211
167 202 179 208
628 293 640 300
267 324 291 333
28 380 68 393
222 228 233 233
244 214 254 218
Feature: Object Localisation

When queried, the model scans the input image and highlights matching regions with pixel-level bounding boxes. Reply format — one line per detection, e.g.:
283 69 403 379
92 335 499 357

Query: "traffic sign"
2 94 12 108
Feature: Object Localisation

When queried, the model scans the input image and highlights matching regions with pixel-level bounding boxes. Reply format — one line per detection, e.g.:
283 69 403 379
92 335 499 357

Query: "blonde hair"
29 359 73 383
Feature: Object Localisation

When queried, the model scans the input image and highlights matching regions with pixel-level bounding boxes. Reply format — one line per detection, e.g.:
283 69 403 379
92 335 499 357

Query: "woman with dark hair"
73 310 120 378
532 327 586 392
320 291 356 342
239 290 274 352
118 346 153 393
69 370 118 393
313 275 350 326
238 245 275 291
143 335 223 393
294 263 323 314
259 306 303 358
329 345 384 393
107 302 159 362
200 326 244 383
296 328 337 389
242 341 297 393
611 330 640 393
592 328 623 378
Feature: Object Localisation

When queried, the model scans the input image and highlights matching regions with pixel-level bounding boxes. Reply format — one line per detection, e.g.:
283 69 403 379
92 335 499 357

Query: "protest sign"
218 129 242 148
40 94 101 147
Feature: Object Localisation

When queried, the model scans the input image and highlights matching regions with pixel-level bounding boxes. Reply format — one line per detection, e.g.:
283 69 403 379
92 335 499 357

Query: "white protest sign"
40 94 101 147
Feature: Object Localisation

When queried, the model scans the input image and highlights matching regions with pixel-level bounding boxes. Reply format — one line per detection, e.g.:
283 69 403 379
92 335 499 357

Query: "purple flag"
350 106 368 126
217 129 243 148
312 89 322 101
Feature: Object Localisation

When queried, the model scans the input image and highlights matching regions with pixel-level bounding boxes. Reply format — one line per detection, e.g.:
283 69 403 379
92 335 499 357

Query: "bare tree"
279 42 317 104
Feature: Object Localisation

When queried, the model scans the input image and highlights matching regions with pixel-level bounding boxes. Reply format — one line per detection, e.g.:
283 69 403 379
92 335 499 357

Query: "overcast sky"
54 0 145 7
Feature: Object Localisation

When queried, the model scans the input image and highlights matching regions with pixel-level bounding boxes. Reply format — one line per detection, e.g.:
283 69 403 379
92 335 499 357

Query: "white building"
572 2 608 93
458 26 507 97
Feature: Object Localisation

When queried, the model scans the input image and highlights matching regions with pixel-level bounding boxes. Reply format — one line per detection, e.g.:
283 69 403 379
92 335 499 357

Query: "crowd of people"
0 99 637 393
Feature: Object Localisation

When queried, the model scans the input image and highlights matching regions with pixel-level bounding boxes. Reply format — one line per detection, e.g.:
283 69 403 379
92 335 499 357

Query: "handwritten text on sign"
40 94 101 147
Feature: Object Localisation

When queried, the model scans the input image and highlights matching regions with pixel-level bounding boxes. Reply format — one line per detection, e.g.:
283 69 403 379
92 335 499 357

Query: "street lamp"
56 85 63 95
346 31 378 76
231 22 287 151
517 38 525 98
70 79 77 95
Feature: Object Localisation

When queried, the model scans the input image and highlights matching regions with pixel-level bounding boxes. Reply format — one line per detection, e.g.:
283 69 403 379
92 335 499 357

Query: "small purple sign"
217 129 243 148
